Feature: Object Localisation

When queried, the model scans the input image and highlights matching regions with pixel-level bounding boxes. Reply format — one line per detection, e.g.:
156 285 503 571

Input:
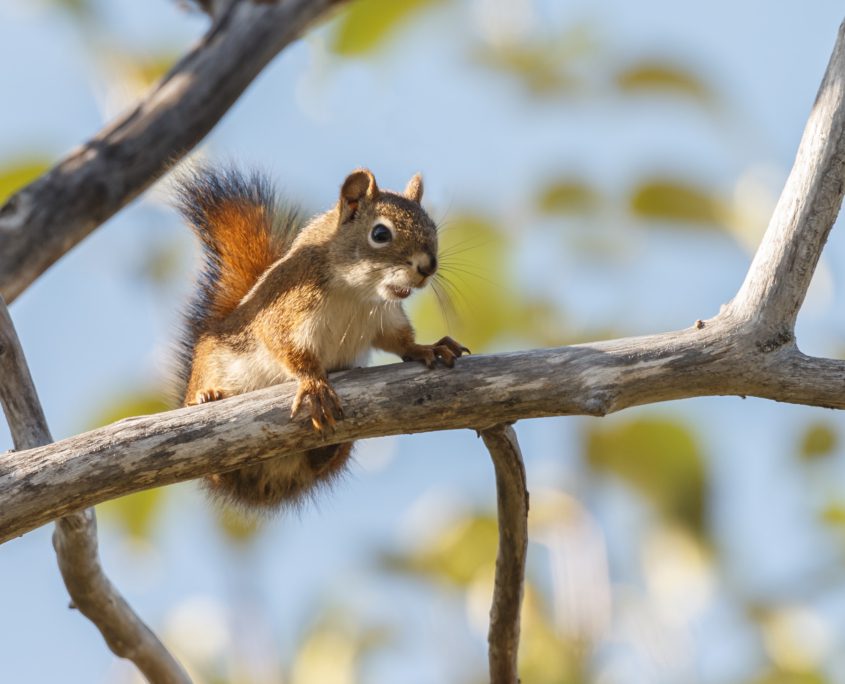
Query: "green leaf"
536 179 600 215
381 514 499 587
585 417 708 532
629 178 728 229
0 159 50 205
331 0 447 56
799 422 838 461
615 61 713 103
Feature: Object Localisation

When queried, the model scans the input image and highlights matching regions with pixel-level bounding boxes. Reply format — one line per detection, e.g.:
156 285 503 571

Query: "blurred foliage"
615 60 713 103
90 391 170 540
748 670 827 684
516 585 590 684
799 422 838 461
290 612 393 684
472 25 597 97
132 236 187 290
585 417 708 532
381 514 498 587
412 214 562 351
330 0 448 56
536 178 600 216
214 504 263 545
629 178 729 230
0 158 50 204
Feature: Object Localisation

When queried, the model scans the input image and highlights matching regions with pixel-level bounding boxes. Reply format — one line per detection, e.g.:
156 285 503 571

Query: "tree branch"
482 424 528 684
1 317 842 546
0 299 190 684
729 18 845 336
0 0 347 303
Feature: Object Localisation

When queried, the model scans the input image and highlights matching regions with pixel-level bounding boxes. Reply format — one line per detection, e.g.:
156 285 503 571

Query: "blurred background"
2 1 845 682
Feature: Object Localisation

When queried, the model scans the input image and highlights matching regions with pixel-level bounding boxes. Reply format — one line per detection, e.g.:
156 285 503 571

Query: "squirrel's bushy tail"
173 165 301 398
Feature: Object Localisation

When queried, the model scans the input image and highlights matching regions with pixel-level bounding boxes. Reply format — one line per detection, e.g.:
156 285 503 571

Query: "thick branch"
730 19 845 334
0 299 190 684
4 317 845 545
0 0 347 303
482 424 528 684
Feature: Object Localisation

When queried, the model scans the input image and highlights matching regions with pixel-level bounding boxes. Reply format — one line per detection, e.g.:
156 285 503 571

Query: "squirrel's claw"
403 336 470 369
291 378 343 435
191 388 225 405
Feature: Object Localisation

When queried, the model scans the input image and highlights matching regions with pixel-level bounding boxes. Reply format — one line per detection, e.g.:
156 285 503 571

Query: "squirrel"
174 165 468 510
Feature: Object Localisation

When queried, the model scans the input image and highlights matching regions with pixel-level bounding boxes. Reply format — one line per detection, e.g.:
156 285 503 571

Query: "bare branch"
0 0 347 303
730 19 845 335
53 512 191 684
482 424 528 684
2 315 844 546
0 299 190 684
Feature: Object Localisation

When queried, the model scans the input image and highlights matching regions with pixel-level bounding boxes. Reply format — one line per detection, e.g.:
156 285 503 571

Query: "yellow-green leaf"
799 422 838 461
585 417 708 531
537 179 600 215
0 159 50 205
616 61 712 103
381 514 499 587
630 179 728 228
331 0 446 56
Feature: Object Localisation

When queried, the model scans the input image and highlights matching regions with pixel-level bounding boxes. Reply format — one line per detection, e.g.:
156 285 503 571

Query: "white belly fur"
218 298 390 392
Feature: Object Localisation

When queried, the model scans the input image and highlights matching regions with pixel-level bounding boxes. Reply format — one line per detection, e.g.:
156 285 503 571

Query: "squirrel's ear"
404 173 424 203
340 169 379 223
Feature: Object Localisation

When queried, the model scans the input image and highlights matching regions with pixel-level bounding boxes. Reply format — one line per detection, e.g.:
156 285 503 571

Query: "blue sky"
2 1 845 683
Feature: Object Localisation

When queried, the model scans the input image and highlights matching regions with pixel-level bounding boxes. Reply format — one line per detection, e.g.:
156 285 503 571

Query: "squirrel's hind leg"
189 388 226 405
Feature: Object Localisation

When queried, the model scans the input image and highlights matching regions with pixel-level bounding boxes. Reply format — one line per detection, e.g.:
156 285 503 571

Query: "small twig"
0 298 190 684
481 424 529 684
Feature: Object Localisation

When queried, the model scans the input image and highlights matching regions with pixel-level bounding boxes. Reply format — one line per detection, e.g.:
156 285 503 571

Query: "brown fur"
177 166 468 511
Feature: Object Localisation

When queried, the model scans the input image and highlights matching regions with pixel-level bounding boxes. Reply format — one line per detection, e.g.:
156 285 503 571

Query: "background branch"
482 424 529 684
0 0 347 303
0 299 190 684
729 19 845 336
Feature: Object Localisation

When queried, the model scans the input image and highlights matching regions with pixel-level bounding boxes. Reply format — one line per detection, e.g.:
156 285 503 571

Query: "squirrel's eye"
369 224 393 247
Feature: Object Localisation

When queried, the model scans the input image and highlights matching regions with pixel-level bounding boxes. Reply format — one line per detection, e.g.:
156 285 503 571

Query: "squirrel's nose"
416 253 437 278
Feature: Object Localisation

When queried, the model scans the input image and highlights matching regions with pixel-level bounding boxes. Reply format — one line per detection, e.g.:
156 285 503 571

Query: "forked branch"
0 299 190 684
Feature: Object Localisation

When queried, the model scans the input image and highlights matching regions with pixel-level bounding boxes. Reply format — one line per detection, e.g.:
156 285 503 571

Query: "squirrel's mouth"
386 285 412 300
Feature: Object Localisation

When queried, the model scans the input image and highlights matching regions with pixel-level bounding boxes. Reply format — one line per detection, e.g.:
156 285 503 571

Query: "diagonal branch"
0 0 347 303
0 299 190 684
482 424 529 684
729 19 845 336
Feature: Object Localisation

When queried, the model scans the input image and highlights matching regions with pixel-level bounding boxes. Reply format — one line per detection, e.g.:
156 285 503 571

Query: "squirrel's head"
330 168 438 302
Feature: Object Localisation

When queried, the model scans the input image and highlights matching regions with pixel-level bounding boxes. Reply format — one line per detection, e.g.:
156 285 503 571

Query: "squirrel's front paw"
403 336 470 369
291 378 344 434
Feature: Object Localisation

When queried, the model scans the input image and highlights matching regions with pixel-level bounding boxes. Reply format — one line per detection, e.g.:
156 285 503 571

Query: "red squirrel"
174 166 468 510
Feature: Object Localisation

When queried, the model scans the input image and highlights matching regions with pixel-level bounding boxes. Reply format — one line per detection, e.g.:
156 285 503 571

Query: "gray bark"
0 300 190 683
483 425 529 684
0 0 347 304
